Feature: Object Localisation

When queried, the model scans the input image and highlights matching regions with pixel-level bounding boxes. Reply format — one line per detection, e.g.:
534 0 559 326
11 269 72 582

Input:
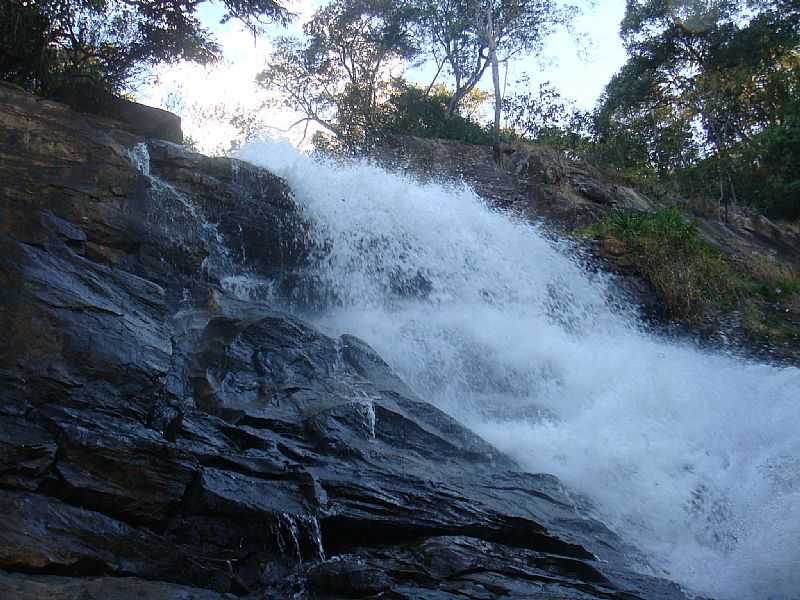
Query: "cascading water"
236 139 800 600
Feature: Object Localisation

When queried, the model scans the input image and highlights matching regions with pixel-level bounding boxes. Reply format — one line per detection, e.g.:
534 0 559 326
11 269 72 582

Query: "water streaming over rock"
235 139 800 600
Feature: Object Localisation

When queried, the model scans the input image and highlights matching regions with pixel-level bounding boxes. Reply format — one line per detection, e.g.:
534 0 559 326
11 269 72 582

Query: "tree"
595 0 800 219
258 0 416 151
503 77 592 156
505 77 573 136
0 0 289 97
592 54 699 178
159 85 272 155
411 0 568 159
741 93 800 219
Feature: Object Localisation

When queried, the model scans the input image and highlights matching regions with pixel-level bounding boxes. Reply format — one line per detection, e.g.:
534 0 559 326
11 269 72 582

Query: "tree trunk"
720 165 737 223
424 59 445 97
487 11 502 162
718 171 728 223
708 124 734 223
447 87 465 117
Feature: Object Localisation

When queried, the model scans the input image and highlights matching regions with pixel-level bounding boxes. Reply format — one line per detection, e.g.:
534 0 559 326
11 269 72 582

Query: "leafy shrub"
380 81 491 145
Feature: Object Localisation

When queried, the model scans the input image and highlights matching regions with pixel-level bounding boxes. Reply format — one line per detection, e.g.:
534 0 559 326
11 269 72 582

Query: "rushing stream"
235 139 800 600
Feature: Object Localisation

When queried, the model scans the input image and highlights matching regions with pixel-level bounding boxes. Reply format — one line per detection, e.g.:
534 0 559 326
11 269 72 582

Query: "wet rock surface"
377 135 658 231
0 83 686 598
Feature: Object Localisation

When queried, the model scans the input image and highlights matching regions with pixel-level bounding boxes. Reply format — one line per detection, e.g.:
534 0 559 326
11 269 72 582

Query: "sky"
136 0 628 153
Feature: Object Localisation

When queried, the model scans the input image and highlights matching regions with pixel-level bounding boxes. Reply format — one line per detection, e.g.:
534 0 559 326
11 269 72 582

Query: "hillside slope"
379 135 800 365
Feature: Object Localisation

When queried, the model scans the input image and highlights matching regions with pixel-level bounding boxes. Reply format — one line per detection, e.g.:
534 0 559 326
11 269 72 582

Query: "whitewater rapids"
236 139 800 600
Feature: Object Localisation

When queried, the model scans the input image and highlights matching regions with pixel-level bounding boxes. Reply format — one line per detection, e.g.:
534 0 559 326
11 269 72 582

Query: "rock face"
0 82 686 598
378 135 658 231
53 79 184 144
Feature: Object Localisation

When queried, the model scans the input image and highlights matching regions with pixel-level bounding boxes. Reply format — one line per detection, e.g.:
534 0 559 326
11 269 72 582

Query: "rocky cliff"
0 82 687 599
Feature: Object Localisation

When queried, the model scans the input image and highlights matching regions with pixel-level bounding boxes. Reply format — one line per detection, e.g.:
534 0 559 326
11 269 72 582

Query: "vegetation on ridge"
3 0 797 224
582 208 800 347
584 209 740 319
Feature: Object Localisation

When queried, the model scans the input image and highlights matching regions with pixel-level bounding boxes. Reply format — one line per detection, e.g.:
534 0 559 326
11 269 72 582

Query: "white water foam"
128 142 151 176
236 139 800 600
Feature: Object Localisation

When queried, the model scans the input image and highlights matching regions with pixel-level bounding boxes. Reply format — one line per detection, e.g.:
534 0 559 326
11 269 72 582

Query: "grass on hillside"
583 209 739 319
581 209 800 343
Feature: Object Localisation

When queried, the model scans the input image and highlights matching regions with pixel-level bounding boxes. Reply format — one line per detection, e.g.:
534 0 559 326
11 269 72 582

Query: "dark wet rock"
307 536 686 600
0 83 686 598
35 404 198 527
0 571 236 600
339 334 416 397
146 140 311 281
0 416 57 491
187 467 307 522
0 490 232 591
308 557 393 597
50 79 184 144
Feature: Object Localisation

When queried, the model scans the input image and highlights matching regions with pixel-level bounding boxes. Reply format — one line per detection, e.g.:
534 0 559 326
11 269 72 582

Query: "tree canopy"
259 0 572 152
258 0 416 150
412 0 563 116
586 0 800 218
0 0 290 96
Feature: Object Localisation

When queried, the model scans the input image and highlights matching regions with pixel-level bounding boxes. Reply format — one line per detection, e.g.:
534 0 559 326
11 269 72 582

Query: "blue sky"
138 0 628 151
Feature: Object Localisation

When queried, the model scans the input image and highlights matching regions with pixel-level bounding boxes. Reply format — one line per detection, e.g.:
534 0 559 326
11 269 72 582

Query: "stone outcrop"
52 79 184 143
0 82 686 598
378 135 658 230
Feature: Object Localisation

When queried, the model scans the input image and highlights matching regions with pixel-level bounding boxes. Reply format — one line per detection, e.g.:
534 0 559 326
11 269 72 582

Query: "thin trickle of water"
127 142 245 293
236 139 800 600
275 512 302 560
271 513 327 563
221 274 277 303
128 142 150 176
353 394 377 439
308 516 326 561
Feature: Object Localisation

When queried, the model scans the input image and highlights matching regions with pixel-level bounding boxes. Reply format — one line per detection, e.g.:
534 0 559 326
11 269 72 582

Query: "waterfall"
235 139 800 600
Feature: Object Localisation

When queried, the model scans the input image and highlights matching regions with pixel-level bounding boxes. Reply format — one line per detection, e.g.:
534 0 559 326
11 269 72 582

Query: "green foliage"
259 0 570 153
0 0 289 97
504 79 570 136
653 93 800 220
588 0 800 220
584 208 800 340
0 1 52 91
381 81 491 144
735 100 800 220
586 209 739 318
503 77 596 158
